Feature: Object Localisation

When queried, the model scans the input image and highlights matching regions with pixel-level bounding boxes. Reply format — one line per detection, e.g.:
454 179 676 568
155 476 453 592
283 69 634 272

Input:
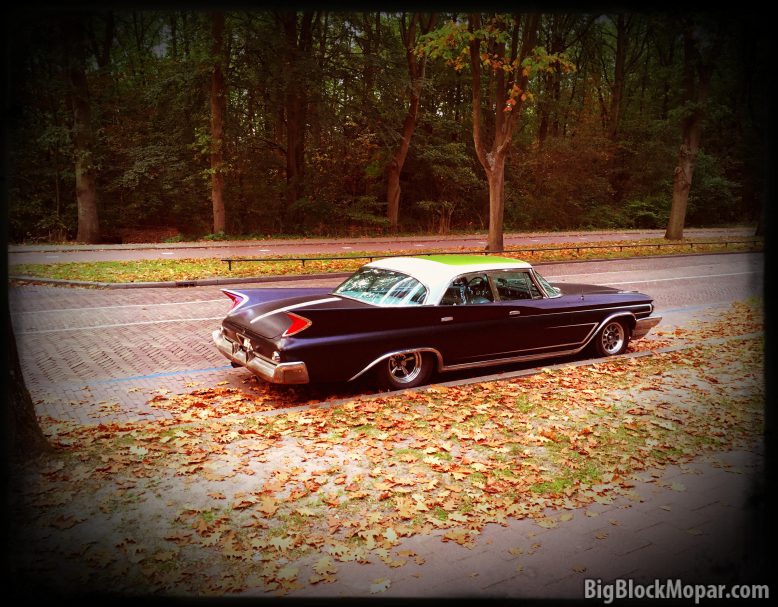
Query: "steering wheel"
466 277 490 303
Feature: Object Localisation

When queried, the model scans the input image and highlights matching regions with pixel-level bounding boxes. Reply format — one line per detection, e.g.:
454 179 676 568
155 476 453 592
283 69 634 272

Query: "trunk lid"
224 290 368 338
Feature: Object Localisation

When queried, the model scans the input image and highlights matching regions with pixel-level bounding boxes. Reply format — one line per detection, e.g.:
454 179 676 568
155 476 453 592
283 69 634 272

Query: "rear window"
334 267 427 306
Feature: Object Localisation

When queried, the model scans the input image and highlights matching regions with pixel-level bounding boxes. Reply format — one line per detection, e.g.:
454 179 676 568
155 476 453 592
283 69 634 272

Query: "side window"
440 274 494 305
440 277 467 305
491 271 542 301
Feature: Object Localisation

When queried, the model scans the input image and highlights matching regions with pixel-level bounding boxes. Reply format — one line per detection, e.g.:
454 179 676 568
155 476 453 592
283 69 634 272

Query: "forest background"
5 9 768 246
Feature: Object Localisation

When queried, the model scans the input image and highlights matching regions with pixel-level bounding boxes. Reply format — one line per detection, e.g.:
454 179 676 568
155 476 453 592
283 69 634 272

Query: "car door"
433 272 512 365
483 269 598 360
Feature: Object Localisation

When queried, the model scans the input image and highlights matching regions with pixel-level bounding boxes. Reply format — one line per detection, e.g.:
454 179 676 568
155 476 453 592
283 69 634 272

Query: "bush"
624 196 671 229
202 231 230 241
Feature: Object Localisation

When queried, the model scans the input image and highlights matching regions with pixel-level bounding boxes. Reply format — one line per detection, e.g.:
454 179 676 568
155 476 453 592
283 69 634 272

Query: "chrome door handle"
509 310 521 316
441 316 454 322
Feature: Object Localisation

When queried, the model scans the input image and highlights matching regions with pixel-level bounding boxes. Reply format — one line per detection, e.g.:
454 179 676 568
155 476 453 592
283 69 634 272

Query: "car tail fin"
282 312 312 337
222 289 248 312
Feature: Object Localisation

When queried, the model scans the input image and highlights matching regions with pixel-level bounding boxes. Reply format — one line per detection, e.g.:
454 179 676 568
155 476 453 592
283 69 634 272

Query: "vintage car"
212 255 661 389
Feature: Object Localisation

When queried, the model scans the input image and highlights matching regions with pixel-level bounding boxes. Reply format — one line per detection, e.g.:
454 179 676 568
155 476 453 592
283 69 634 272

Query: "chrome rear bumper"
212 329 309 384
632 315 663 340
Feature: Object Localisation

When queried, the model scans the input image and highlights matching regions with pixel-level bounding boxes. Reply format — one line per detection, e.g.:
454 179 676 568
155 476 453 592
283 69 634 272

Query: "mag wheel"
594 320 629 356
378 351 433 390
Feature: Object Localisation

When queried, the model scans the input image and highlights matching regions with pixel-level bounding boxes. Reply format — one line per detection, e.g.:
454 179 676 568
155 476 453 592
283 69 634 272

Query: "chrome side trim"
547 322 598 330
441 347 583 371
534 303 651 317
348 347 444 382
213 329 309 384
441 311 637 372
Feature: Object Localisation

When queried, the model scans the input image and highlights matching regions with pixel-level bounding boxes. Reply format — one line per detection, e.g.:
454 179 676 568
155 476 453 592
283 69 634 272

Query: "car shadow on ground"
227 349 596 413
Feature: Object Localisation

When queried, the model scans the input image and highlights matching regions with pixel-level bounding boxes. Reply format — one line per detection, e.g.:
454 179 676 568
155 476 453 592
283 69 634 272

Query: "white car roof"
365 255 532 304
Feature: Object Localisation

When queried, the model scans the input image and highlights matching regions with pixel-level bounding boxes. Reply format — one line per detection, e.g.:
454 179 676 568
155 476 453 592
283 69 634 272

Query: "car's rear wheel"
594 320 629 356
377 351 433 390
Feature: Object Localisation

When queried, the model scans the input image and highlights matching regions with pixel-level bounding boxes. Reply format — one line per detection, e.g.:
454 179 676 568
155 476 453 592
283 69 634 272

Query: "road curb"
9 250 761 289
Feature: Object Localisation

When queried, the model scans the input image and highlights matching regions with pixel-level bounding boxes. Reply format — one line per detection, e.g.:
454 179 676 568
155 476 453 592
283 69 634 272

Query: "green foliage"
202 231 229 241
344 196 390 228
687 151 740 225
624 196 671 229
4 11 765 242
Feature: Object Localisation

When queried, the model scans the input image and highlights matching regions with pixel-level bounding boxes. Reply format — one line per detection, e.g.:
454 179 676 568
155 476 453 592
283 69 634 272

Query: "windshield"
533 270 561 298
333 267 428 306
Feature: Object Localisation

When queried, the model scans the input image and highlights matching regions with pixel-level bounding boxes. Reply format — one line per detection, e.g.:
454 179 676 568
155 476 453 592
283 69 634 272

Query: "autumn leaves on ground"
9 301 763 596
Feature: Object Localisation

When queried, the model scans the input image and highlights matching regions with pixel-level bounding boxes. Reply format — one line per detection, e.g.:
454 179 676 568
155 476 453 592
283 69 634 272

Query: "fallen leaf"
277 565 298 581
370 578 391 594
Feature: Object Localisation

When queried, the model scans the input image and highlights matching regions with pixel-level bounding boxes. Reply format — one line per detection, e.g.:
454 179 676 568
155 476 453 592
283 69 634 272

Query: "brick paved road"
8 253 763 424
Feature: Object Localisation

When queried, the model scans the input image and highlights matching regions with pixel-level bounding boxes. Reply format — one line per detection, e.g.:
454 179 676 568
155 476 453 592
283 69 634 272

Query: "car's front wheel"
594 320 630 356
377 351 433 390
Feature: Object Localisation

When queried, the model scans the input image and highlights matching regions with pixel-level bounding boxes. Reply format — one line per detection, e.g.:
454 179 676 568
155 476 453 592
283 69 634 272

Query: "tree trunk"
386 165 402 229
386 104 419 227
385 13 435 230
664 19 720 240
665 127 701 240
6 315 52 459
486 156 507 252
210 12 226 234
67 17 100 244
386 91 421 229
285 90 306 208
609 14 626 139
279 11 315 212
468 13 539 253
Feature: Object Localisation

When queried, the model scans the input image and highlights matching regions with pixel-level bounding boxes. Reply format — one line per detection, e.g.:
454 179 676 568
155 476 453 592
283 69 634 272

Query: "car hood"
553 282 627 296
225 289 369 338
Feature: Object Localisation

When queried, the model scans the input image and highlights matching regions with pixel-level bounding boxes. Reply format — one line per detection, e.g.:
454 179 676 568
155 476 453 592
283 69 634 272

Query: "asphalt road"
9 252 763 424
8 227 755 264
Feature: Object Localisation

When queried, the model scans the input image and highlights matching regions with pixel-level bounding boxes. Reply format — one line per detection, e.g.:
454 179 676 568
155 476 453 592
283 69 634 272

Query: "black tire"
376 351 433 390
593 320 630 357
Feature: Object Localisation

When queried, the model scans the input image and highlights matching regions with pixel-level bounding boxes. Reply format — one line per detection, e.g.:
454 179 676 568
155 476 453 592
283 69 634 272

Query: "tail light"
222 289 248 312
282 312 312 337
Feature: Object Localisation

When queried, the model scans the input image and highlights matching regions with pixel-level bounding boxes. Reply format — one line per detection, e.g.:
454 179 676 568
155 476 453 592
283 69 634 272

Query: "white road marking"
13 299 225 315
18 317 225 335
341 246 352 250
161 252 175 255
601 271 760 286
546 269 759 282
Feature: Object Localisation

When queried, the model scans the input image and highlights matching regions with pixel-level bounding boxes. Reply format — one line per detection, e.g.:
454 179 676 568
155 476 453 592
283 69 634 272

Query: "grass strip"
10 237 762 284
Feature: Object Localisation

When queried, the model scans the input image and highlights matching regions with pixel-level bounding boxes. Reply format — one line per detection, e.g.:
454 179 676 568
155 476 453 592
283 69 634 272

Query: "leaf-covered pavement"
8 300 764 597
